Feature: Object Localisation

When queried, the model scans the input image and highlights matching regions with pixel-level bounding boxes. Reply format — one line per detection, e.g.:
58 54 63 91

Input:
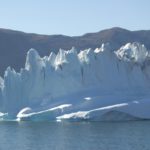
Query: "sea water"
0 121 149 150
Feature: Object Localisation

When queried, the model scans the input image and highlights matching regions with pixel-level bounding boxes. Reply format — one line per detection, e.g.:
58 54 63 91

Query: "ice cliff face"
0 42 150 121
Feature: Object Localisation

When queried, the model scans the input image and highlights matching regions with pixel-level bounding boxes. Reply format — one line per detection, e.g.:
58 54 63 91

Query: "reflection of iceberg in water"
0 42 150 121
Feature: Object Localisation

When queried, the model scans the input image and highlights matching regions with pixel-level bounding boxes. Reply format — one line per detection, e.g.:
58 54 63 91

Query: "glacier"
0 42 150 121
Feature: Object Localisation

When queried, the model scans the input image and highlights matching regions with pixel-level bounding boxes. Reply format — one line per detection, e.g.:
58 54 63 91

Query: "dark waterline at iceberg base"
0 121 150 150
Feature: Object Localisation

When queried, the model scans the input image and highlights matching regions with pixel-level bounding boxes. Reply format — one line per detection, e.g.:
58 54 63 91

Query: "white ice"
0 42 150 121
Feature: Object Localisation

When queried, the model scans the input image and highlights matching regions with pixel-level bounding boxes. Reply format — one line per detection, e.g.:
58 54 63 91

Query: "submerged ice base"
0 42 150 121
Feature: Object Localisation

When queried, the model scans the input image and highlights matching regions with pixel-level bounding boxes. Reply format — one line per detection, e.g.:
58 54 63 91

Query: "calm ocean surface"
0 121 150 150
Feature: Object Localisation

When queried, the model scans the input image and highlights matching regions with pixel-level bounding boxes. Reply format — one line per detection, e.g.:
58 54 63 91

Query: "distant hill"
0 27 150 76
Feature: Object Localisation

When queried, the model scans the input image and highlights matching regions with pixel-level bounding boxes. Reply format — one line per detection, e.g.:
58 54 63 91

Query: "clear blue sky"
0 0 150 36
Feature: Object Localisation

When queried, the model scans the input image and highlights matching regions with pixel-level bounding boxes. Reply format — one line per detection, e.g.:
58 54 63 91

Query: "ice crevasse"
0 42 150 121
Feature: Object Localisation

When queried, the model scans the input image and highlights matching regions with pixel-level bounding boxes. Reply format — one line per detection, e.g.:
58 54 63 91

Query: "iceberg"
0 42 150 121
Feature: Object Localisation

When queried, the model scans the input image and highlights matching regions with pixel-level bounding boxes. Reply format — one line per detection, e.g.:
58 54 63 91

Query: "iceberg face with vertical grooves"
0 42 150 121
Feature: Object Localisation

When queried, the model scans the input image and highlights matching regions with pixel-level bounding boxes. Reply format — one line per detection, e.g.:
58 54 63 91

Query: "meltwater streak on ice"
0 42 150 121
